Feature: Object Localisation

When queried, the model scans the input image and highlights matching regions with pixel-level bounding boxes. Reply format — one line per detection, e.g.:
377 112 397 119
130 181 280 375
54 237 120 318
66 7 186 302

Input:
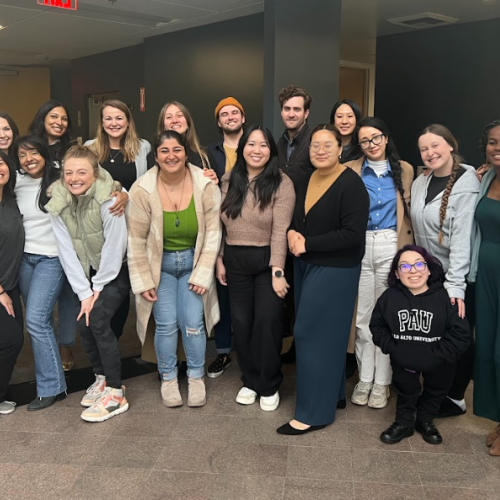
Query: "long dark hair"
29 100 73 163
13 135 60 213
387 244 445 288
358 116 409 218
154 129 187 153
0 150 16 200
221 125 282 219
0 111 20 157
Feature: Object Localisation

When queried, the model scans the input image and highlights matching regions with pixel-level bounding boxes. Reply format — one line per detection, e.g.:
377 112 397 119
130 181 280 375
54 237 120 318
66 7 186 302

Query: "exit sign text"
37 0 78 10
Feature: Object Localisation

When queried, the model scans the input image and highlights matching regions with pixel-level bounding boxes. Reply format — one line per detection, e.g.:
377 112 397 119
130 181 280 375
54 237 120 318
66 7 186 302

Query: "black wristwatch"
273 270 284 278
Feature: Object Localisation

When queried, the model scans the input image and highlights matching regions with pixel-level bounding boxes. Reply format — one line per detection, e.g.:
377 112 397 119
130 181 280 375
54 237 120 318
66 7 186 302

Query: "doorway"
86 91 120 140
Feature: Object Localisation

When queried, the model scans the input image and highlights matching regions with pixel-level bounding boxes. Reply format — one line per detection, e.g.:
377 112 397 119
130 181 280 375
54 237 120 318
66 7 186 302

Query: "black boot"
415 421 442 445
27 391 67 411
380 422 414 444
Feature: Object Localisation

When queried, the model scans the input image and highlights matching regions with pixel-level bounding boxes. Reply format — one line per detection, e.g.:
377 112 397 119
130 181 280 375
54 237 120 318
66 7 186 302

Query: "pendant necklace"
159 171 187 227
109 149 122 163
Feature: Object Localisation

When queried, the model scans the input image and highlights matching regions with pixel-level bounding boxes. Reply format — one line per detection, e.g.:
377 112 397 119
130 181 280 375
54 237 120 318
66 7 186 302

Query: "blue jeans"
18 253 67 397
153 248 206 380
56 278 78 348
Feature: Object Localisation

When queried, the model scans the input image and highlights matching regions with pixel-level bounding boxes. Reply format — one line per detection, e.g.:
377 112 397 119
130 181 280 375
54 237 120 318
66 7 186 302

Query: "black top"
292 167 369 268
370 282 470 372
49 140 74 165
277 123 315 191
425 166 466 204
101 150 137 191
205 140 229 181
340 142 362 164
146 148 217 172
0 196 25 290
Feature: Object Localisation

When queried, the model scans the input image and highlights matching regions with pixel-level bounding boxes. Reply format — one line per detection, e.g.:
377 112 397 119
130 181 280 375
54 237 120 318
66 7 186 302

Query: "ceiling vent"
388 12 458 29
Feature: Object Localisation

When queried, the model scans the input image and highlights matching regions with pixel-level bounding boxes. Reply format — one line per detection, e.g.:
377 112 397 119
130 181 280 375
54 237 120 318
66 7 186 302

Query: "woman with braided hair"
345 116 414 409
411 124 479 418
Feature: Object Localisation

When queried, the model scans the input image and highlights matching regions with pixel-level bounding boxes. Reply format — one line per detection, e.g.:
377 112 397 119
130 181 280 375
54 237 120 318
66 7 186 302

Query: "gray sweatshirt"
410 164 479 300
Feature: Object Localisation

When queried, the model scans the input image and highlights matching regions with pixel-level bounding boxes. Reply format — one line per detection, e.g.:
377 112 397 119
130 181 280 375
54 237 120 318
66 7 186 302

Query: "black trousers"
110 293 130 339
225 245 283 396
79 266 130 389
0 286 24 402
392 362 455 426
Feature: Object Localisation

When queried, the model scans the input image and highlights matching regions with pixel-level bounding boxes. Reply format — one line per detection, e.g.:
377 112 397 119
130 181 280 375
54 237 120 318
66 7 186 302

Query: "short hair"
310 124 342 147
63 145 100 179
329 99 362 125
387 244 445 288
278 86 312 111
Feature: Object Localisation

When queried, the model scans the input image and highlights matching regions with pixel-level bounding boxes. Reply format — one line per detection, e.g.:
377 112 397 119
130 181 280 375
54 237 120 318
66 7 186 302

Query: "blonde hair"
157 101 210 169
91 99 141 163
420 124 462 245
63 144 100 179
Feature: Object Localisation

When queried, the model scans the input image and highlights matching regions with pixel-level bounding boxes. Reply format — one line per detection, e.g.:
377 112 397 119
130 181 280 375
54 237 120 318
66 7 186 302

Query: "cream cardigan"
127 164 222 343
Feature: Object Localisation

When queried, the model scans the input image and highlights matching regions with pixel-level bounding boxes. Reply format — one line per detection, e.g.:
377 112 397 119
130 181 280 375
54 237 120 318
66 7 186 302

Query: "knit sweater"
220 171 295 269
410 165 479 299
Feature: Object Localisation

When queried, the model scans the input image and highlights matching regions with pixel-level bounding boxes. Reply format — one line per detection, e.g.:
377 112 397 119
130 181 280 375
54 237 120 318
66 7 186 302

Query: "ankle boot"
160 378 183 408
188 377 206 407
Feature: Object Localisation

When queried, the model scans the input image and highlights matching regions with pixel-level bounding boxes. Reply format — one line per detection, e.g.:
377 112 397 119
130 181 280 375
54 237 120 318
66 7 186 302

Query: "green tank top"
163 196 198 251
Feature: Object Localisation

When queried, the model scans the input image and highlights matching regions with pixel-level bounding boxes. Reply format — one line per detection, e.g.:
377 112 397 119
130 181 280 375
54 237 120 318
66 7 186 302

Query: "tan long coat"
127 164 222 344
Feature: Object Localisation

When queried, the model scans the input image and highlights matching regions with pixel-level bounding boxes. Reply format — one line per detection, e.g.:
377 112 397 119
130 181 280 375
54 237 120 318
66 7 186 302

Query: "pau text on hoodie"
370 281 470 373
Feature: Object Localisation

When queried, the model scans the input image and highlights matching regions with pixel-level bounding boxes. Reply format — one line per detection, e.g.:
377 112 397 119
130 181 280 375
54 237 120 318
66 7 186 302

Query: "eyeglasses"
310 142 336 154
359 134 385 150
398 261 428 273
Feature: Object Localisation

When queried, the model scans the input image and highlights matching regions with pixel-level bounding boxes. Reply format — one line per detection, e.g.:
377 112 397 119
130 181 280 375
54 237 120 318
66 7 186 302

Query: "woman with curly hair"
345 116 414 410
411 124 479 418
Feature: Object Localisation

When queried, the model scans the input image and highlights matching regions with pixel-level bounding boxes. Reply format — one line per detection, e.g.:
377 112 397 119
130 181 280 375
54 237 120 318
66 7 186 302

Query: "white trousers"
355 229 397 386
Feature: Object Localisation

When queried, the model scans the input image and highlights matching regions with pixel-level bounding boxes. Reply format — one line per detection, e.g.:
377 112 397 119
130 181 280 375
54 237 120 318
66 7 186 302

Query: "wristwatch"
273 270 284 278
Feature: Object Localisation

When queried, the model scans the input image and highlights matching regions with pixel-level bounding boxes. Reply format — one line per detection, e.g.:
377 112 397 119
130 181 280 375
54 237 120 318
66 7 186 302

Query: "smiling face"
101 105 129 142
0 117 14 152
63 158 96 196
243 130 271 172
358 126 387 162
418 132 454 177
156 137 187 176
396 250 431 295
163 104 188 135
18 145 46 179
44 106 68 144
333 104 356 139
485 125 500 170
0 156 10 190
281 96 309 133
218 105 245 135
309 129 342 170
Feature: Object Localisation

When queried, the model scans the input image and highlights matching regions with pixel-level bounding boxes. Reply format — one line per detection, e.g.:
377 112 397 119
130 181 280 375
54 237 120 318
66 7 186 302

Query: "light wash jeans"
56 278 79 348
355 229 397 386
18 253 67 397
153 248 206 381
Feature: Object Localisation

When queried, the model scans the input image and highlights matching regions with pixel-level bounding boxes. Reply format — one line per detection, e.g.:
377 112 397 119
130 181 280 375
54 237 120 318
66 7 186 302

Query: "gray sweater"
410 164 479 299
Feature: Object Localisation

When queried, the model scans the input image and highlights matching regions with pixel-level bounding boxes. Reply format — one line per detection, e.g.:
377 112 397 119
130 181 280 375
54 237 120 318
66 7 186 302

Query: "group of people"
0 87 499 456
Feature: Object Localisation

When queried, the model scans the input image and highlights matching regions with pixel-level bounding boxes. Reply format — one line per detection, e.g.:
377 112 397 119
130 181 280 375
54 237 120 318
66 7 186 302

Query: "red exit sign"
37 0 78 10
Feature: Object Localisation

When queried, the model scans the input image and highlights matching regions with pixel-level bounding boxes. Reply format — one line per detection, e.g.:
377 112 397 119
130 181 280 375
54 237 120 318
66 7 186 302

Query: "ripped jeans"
153 248 206 380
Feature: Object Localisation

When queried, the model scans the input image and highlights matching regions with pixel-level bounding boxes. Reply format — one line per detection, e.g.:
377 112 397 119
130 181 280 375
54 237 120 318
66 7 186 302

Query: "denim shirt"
361 159 397 231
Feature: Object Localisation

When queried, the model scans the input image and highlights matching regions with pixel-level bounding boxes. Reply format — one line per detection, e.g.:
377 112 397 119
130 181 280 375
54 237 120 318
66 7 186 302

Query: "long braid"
437 154 461 245
390 159 409 218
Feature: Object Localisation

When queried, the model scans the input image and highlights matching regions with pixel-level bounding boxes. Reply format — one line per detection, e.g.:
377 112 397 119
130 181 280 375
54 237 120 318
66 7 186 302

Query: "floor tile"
348 421 411 451
286 421 350 449
0 463 20 486
143 471 217 500
354 482 425 499
283 478 354 500
408 426 475 455
424 486 497 500
111 409 179 437
0 431 45 464
286 445 353 481
352 449 420 485
211 474 285 500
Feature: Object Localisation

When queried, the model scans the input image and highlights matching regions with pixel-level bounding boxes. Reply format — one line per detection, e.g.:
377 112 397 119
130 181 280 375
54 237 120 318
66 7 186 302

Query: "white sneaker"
260 392 280 412
351 381 373 406
81 375 106 407
0 401 16 415
236 387 258 405
368 384 390 409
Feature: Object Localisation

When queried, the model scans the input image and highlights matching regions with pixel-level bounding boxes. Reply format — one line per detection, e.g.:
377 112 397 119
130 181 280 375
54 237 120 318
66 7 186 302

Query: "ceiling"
0 0 499 67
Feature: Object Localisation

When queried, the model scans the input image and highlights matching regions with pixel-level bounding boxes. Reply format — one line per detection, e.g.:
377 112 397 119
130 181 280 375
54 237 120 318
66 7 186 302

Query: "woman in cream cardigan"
128 130 221 408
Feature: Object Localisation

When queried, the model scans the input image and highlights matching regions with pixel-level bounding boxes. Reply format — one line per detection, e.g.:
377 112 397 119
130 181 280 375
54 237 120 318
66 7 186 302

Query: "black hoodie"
370 281 470 372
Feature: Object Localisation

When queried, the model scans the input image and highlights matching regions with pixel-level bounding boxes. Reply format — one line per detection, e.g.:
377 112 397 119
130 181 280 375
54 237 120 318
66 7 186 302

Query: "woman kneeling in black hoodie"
370 244 470 445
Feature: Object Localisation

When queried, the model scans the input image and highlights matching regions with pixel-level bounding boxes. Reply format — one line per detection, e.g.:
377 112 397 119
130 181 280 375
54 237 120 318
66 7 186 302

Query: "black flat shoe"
276 422 326 435
436 398 466 418
380 422 414 444
415 420 442 445
337 398 346 409
27 391 67 411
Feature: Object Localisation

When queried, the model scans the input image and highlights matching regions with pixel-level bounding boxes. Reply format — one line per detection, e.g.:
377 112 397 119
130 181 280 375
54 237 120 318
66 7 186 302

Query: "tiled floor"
1 362 499 500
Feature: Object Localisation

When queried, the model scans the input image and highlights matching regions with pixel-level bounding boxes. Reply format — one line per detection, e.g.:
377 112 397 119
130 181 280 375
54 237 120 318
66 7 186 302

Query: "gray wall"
71 44 144 141
375 18 500 169
143 14 264 145
50 62 73 115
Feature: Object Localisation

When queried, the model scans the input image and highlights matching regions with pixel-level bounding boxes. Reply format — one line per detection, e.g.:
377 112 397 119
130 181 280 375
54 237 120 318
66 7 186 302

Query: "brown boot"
490 436 500 456
187 377 206 407
486 424 500 447
161 378 183 408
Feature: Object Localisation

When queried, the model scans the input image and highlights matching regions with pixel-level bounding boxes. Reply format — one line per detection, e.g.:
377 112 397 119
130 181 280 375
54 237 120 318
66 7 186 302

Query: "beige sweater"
220 171 295 269
127 164 222 343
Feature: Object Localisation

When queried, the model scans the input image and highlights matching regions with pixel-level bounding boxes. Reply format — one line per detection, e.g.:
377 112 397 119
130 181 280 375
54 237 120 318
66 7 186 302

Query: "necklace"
109 149 122 163
159 171 187 227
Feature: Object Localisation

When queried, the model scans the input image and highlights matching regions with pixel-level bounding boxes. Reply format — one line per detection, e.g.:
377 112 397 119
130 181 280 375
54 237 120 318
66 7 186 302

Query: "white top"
366 159 389 178
50 198 128 301
15 172 59 257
